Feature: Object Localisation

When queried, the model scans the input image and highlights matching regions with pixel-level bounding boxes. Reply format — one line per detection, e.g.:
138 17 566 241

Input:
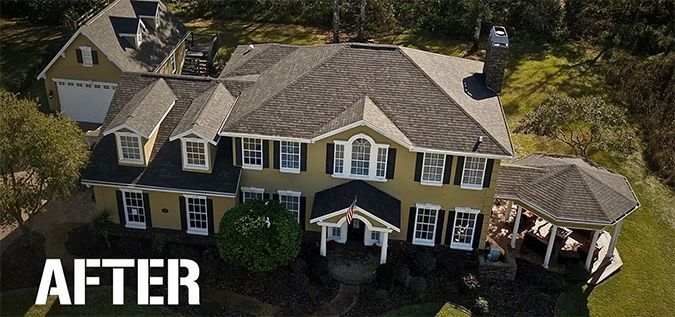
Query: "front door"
348 219 365 242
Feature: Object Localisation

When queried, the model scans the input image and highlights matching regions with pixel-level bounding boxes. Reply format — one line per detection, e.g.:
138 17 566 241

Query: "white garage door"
55 79 117 123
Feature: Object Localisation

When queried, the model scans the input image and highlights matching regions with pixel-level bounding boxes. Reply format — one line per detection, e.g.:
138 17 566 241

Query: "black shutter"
300 143 308 172
238 190 243 204
272 194 279 201
223 137 233 167
142 193 152 228
442 155 454 184
116 190 126 225
444 210 456 245
262 140 270 168
483 159 495 188
299 196 307 230
76 48 83 63
472 214 485 250
92 50 99 64
263 193 270 200
414 153 423 182
179 196 187 231
235 138 242 166
454 156 465 185
406 207 417 242
207 199 215 235
386 148 396 179
435 210 446 244
325 143 334 174
273 141 280 169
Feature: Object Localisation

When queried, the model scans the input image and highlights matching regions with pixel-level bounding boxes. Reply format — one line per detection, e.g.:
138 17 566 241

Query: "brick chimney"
483 26 509 93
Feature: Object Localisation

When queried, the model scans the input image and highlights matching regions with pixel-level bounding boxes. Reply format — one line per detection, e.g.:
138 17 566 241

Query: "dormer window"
333 134 389 182
181 138 209 170
115 132 144 164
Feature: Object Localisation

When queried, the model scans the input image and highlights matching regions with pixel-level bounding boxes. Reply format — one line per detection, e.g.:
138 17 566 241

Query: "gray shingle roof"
131 0 158 16
219 44 299 78
79 0 189 72
495 154 640 225
219 43 514 157
170 83 235 143
105 77 176 138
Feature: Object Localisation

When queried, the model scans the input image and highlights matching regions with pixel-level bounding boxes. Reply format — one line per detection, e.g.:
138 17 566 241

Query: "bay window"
333 134 389 181
461 157 487 189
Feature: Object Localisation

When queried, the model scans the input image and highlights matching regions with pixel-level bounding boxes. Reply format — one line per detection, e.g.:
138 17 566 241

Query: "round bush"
376 263 397 290
460 273 480 293
217 199 302 272
472 296 489 315
411 251 436 276
408 276 427 298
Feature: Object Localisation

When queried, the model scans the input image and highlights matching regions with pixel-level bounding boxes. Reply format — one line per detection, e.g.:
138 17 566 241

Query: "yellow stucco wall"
155 40 187 75
235 125 500 248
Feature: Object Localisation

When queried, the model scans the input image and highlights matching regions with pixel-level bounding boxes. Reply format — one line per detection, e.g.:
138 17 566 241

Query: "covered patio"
491 154 640 284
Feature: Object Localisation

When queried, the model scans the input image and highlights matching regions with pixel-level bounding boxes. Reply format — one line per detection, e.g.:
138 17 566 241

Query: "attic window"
182 138 209 170
116 132 144 164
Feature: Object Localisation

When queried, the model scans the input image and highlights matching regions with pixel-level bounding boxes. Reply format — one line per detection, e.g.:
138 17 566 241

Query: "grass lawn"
383 302 470 317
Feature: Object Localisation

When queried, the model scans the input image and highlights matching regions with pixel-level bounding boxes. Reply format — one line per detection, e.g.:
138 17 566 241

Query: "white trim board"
310 206 400 232
82 180 236 198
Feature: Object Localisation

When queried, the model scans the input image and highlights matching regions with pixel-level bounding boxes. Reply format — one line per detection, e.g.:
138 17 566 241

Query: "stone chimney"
483 26 509 93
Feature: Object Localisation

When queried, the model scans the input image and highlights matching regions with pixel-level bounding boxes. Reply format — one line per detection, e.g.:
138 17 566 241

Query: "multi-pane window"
350 138 371 176
123 191 145 228
242 187 264 202
370 231 381 244
184 140 207 169
451 209 478 250
118 134 143 163
330 227 342 241
376 148 388 178
186 196 208 235
279 191 301 222
422 153 445 184
334 144 345 174
461 157 487 188
242 138 263 168
280 141 301 172
413 205 439 246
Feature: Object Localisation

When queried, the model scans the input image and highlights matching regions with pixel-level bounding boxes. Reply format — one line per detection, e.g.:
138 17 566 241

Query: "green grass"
383 302 470 317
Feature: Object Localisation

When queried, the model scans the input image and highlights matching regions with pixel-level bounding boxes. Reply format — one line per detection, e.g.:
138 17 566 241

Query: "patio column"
585 229 602 270
380 232 389 264
511 205 523 249
607 219 623 258
320 226 327 257
543 224 557 269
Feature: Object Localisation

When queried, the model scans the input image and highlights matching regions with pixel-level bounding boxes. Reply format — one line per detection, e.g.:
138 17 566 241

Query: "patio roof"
495 154 640 226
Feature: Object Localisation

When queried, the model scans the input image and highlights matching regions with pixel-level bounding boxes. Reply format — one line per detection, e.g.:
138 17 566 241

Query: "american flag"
346 196 357 224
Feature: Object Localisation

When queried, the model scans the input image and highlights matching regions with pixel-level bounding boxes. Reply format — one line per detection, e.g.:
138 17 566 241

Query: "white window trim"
79 46 93 67
279 141 301 174
241 187 265 202
184 194 209 236
121 189 146 230
450 207 481 251
412 203 441 247
115 132 145 165
181 138 210 170
328 223 346 243
420 152 445 186
332 133 389 182
241 138 263 170
170 54 177 74
460 156 487 190
278 190 302 222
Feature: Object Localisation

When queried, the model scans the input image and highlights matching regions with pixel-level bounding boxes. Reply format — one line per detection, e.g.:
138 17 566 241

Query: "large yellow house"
83 30 517 264
37 0 189 125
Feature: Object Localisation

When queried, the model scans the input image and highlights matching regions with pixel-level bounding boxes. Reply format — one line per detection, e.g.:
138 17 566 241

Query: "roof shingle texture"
171 83 235 142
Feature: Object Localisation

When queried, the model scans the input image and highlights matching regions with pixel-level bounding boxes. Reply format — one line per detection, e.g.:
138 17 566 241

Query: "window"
80 46 93 66
242 187 264 202
413 203 440 246
370 231 381 244
280 141 300 172
461 157 487 189
333 134 389 181
451 208 479 250
278 190 301 222
182 139 208 170
421 153 445 185
170 54 177 74
329 227 342 241
85 83 92 88
185 195 208 235
94 84 101 88
122 190 145 229
242 138 263 169
116 133 143 164
76 83 83 87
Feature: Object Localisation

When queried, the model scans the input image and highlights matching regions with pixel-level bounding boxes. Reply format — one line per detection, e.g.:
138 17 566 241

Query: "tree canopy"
0 91 89 228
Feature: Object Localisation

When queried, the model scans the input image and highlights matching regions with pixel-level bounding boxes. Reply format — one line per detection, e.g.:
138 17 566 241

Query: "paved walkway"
201 287 282 316
312 284 360 317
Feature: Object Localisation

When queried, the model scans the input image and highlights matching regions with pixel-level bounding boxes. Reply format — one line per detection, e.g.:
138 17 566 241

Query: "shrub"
411 251 436 276
217 200 302 272
564 263 591 285
150 236 166 256
408 276 427 298
460 273 480 293
309 254 331 286
376 263 397 290
397 266 410 287
374 288 389 301
540 272 566 291
89 209 112 248
472 296 489 315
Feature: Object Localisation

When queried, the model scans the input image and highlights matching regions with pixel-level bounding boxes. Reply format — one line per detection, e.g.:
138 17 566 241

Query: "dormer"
111 16 145 49
170 83 236 173
131 0 160 29
103 78 176 166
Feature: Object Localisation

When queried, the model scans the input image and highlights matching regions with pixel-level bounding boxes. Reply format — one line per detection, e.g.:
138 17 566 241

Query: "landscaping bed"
0 231 46 291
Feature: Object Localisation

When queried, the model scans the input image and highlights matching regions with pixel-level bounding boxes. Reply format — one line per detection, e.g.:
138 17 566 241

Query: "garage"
54 79 117 124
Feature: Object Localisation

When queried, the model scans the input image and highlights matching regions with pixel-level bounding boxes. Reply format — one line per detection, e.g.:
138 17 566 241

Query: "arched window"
333 134 389 181
351 138 371 175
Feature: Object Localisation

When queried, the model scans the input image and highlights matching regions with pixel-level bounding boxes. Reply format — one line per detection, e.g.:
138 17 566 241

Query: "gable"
39 33 122 81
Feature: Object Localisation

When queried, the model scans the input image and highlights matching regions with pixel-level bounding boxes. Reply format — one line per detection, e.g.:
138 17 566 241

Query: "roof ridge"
127 78 164 118
190 83 221 128
568 165 609 220
397 47 512 157
577 164 637 204
82 0 121 27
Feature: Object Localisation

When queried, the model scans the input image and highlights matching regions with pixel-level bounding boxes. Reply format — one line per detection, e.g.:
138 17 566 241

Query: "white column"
607 219 623 258
585 229 602 270
380 232 389 264
511 205 523 249
320 226 327 257
543 224 557 269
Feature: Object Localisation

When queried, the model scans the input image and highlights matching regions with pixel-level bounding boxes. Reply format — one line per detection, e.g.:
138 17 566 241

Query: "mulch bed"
0 231 47 291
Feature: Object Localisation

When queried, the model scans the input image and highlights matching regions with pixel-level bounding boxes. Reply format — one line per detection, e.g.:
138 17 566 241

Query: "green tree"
518 93 636 158
217 199 302 272
0 91 89 230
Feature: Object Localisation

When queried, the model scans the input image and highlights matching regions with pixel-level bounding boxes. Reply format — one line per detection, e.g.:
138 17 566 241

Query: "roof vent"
244 44 255 55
